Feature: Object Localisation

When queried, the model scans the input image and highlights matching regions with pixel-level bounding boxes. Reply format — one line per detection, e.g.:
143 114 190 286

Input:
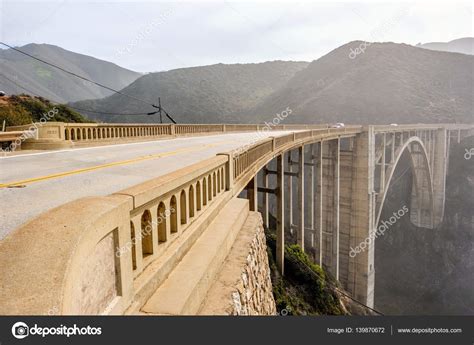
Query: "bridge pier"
287 152 294 234
307 144 316 250
316 141 324 266
245 175 258 212
276 153 285 275
432 128 447 226
347 128 375 307
297 145 305 250
262 167 270 228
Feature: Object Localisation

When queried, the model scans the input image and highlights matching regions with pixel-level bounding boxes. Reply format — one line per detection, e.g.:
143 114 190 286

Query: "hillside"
416 37 474 55
0 43 141 103
72 41 473 125
70 61 309 123
249 41 474 124
0 94 91 126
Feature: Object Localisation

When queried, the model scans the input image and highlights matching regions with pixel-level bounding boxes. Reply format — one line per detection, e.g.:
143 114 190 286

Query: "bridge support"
319 139 341 280
307 144 316 249
316 142 324 266
246 175 258 212
276 153 285 275
347 129 375 307
262 167 270 228
297 146 305 250
287 152 294 234
432 128 447 226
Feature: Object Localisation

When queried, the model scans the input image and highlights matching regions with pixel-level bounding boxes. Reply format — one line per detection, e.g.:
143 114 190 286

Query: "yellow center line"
0 140 236 189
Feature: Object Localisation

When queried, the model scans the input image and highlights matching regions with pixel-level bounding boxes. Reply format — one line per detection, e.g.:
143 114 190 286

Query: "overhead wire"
0 42 176 122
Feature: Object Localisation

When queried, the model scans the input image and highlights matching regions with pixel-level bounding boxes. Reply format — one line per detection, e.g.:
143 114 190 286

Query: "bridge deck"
0 131 292 240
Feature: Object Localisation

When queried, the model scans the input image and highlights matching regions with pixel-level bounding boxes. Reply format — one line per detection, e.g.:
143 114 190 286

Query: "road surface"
0 131 291 239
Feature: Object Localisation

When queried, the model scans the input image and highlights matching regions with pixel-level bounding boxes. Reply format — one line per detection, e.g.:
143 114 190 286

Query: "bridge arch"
375 136 435 230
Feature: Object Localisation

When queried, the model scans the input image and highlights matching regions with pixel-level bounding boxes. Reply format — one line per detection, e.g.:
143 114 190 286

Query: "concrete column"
246 175 258 212
329 139 340 279
262 166 270 228
431 128 447 226
348 128 375 308
297 145 305 250
338 142 355 291
380 133 386 193
287 151 294 233
309 144 315 248
316 141 324 266
391 133 395 163
276 153 285 275
446 130 451 174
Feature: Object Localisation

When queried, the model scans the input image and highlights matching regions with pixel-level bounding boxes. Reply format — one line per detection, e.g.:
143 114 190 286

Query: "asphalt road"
0 131 291 240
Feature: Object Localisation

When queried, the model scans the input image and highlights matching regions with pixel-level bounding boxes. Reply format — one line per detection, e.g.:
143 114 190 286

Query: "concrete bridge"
0 122 472 314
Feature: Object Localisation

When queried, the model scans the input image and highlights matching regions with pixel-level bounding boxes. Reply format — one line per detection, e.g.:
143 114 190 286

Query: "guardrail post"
170 124 176 135
217 152 234 191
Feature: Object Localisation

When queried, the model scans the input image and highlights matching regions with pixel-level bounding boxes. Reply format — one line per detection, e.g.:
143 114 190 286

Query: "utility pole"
158 97 163 124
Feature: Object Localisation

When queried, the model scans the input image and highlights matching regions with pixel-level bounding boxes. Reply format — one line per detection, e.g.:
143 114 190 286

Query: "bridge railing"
5 122 336 150
64 123 172 141
231 126 364 182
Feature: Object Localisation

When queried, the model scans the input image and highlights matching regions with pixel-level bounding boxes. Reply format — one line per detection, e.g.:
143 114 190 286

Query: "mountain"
0 43 141 103
70 61 309 123
249 41 474 124
416 37 474 55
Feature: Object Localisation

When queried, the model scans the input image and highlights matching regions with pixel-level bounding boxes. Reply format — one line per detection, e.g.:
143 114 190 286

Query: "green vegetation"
266 231 346 315
0 94 92 126
35 66 53 79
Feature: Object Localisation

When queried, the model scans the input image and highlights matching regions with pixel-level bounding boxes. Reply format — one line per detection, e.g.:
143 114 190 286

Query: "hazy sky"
0 0 472 72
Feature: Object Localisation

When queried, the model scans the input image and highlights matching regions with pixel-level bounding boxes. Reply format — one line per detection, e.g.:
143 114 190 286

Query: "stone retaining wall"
199 212 276 315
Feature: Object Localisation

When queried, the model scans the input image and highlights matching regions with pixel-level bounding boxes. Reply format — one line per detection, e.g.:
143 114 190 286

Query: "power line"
0 42 177 123
0 72 157 116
